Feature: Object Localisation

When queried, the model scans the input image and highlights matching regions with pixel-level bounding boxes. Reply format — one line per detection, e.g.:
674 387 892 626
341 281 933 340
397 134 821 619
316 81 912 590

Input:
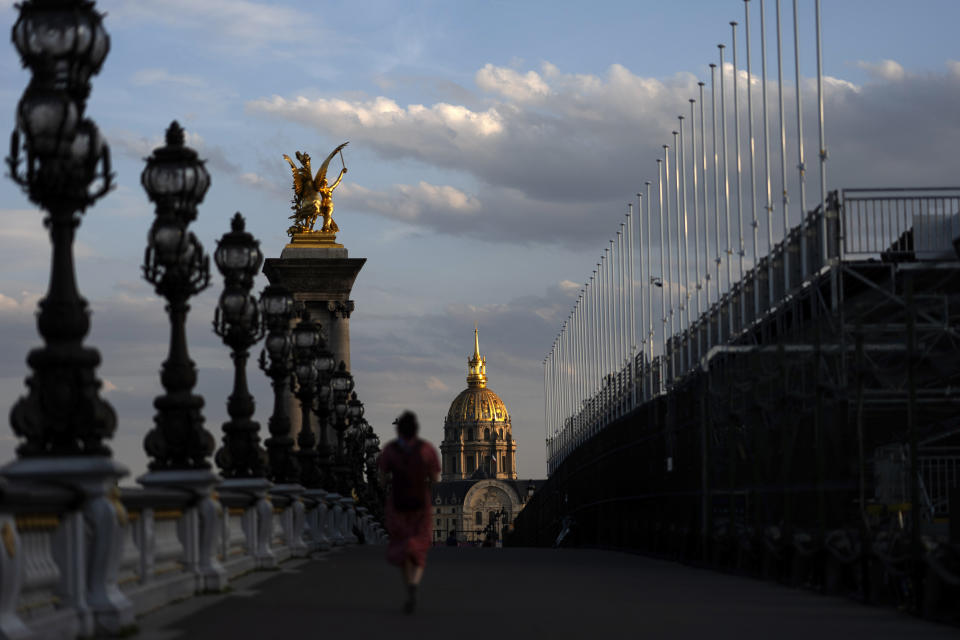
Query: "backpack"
390 440 427 512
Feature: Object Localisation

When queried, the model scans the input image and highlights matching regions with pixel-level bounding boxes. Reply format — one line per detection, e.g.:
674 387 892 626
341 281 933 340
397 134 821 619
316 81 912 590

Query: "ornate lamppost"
329 361 355 493
259 285 299 485
345 395 366 494
140 122 213 472
311 344 337 487
291 310 322 488
2 2 134 632
6 0 116 460
213 213 267 479
138 122 226 586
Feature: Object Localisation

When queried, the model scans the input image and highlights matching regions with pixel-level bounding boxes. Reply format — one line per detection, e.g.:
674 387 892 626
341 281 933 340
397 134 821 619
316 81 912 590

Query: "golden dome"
446 386 510 425
446 328 510 425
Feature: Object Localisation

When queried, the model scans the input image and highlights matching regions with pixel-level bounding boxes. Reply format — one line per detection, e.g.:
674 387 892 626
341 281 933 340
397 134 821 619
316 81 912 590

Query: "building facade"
431 330 544 544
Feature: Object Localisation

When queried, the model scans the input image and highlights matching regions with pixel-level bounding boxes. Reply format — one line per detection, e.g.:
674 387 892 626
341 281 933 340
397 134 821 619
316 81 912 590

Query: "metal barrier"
841 188 960 261
920 455 960 519
547 187 960 474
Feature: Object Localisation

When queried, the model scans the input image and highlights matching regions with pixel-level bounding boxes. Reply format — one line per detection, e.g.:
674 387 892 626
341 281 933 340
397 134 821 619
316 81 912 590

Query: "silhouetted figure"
378 411 440 614
445 530 458 546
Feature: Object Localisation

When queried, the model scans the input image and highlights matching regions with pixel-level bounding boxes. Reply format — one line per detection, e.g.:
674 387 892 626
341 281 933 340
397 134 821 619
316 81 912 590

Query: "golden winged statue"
283 142 349 237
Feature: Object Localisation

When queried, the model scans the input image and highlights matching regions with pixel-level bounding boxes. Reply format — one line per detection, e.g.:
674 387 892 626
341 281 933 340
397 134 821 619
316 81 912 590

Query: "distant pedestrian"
378 410 440 614
445 530 458 546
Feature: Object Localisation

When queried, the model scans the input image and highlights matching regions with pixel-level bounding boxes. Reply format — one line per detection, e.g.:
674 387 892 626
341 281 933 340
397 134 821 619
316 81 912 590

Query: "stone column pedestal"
3 457 134 636
137 469 227 593
263 246 365 446
271 483 309 557
220 477 276 569
302 489 332 552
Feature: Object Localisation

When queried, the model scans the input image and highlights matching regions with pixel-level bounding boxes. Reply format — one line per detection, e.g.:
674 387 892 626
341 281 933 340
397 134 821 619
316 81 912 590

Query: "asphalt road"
137 545 956 640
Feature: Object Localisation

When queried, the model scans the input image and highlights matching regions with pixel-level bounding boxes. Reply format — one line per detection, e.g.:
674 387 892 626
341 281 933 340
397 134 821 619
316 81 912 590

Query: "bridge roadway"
137 546 954 639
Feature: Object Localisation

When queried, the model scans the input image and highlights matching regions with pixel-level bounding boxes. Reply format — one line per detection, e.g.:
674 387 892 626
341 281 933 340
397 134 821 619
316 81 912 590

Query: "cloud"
107 128 240 175
339 181 480 223
856 59 906 82
425 376 449 392
475 64 550 103
131 68 206 88
247 59 960 251
108 0 324 54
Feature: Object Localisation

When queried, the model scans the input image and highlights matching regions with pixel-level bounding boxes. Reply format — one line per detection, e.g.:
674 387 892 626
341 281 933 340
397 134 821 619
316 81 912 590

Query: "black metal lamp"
6 0 115 457
140 122 210 224
11 0 110 103
347 391 364 424
291 310 322 488
312 345 337 487
259 285 299 484
141 122 213 471
213 213 266 479
330 361 354 428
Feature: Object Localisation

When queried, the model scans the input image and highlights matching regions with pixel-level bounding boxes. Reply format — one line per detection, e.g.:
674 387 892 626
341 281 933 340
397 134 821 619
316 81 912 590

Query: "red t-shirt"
378 438 440 512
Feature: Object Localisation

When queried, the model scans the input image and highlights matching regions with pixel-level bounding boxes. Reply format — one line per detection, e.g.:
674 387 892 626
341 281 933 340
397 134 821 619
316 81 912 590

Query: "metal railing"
841 188 960 261
547 187 960 474
919 454 960 519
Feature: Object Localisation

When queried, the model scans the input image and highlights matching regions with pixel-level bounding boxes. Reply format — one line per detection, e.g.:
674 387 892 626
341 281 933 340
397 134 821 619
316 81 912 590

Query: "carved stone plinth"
2 457 134 635
263 247 365 445
220 477 276 569
137 469 226 593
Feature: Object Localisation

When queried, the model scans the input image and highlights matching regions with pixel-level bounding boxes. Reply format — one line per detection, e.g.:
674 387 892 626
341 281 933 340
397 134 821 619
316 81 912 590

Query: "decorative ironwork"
328 362 355 493
310 344 337 489
6 0 116 457
291 310 322 488
213 213 267 478
258 285 299 485
141 122 213 471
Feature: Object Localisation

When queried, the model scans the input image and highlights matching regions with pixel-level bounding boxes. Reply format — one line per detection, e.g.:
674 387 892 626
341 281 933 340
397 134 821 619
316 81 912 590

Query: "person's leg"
403 557 424 613
409 563 424 585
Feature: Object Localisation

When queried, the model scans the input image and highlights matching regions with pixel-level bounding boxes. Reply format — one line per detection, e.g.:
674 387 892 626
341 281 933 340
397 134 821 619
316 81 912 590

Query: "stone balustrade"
0 472 386 639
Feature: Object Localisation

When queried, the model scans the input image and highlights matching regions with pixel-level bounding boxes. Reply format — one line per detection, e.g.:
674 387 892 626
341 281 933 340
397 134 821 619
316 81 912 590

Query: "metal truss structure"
521 189 960 622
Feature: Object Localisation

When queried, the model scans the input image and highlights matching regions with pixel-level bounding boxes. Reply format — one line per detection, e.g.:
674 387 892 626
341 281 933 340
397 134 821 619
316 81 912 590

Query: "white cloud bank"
248 60 960 247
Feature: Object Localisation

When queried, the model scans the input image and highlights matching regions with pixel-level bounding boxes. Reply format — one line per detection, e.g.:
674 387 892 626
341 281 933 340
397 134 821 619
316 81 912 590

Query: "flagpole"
657 158 667 393
710 63 722 345
698 82 711 353
815 0 828 266
793 0 808 278
760 0 774 305
744 0 760 318
776 0 790 293
678 121 691 373
732 21 746 327
645 180 654 398
689 99 701 326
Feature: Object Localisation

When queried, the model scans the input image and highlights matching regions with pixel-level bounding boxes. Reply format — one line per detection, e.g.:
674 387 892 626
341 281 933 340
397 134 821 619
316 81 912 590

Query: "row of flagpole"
546 0 830 473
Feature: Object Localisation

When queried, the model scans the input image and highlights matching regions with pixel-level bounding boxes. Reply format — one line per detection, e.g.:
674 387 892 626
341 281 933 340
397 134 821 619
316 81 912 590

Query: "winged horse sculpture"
283 142 348 236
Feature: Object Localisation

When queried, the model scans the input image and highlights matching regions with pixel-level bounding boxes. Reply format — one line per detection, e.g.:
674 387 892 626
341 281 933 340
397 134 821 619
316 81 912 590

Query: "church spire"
466 324 487 388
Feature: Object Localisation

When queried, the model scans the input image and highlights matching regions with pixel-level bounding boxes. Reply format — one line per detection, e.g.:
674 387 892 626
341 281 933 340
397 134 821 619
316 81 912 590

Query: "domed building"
440 329 517 480
430 329 544 544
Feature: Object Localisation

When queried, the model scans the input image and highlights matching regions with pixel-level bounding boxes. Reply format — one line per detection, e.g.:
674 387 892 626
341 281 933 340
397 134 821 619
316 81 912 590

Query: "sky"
1 0 959 481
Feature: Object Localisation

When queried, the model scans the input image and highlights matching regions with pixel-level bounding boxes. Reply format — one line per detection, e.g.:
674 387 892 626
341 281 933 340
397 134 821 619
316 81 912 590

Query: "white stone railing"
0 473 386 639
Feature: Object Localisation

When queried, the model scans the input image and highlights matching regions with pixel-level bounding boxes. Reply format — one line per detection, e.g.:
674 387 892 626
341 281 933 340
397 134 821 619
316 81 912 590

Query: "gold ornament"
1 522 14 558
283 142 349 238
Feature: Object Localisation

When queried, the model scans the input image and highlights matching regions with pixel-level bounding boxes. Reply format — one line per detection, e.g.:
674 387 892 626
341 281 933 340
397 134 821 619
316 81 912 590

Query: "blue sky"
1 0 959 479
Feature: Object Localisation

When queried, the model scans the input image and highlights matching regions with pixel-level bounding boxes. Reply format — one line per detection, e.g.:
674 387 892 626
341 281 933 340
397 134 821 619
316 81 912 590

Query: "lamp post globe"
140 122 213 471
258 285 300 485
140 122 210 223
212 213 267 479
311 345 337 487
6 0 117 458
291 310 323 488
11 0 110 103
